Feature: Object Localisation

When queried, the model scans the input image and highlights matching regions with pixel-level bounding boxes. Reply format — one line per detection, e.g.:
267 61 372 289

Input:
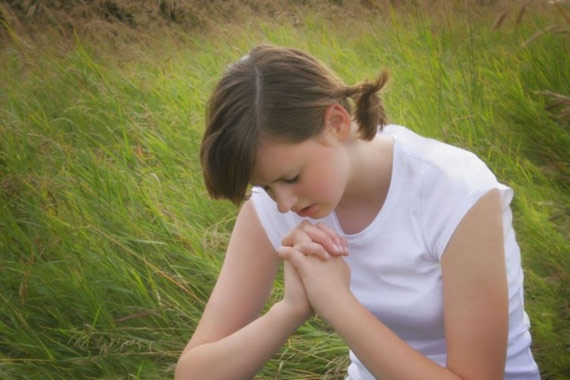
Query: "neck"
337 133 394 213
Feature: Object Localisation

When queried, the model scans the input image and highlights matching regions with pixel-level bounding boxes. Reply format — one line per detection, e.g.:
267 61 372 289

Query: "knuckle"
282 233 293 245
317 221 332 233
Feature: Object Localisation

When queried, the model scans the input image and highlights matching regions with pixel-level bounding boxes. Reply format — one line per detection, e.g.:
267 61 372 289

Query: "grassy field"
1 1 569 379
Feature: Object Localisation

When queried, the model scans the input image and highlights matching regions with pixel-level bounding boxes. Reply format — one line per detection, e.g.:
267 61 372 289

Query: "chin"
310 207 332 220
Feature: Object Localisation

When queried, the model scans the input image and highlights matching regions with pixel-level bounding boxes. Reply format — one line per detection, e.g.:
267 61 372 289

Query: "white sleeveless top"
251 125 540 379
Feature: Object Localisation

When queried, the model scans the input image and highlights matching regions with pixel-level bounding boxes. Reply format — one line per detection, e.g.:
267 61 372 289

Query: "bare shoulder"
183 199 280 352
442 189 508 380
444 188 503 253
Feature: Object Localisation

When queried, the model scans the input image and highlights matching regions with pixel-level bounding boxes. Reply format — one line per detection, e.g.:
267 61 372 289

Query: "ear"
323 103 352 141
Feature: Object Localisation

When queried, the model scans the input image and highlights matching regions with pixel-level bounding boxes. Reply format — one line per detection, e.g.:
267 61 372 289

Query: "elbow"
173 352 187 380
446 365 504 380
174 348 197 380
174 345 220 380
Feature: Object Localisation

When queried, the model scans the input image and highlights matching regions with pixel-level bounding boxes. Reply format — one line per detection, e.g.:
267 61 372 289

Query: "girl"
175 45 540 380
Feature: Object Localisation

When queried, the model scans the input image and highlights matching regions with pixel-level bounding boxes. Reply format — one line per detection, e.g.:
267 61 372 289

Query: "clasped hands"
277 221 352 324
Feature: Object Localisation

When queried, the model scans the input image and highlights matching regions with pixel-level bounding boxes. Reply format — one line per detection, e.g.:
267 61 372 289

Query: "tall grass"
1 2 569 379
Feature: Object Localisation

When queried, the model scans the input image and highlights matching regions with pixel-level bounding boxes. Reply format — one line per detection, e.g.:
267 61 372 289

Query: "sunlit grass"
1 2 569 379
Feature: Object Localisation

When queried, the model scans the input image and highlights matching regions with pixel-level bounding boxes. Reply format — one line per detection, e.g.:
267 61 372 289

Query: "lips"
296 204 318 218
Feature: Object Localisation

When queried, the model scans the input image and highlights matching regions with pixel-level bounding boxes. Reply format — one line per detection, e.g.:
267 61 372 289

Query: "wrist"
271 301 311 330
313 289 355 321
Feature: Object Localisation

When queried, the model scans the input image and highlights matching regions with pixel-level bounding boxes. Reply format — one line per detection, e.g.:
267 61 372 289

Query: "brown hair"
200 45 389 205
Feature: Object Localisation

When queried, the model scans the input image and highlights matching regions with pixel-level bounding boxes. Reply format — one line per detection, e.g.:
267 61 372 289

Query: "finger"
283 260 305 290
294 241 330 260
316 222 349 255
282 220 316 246
301 223 344 256
341 237 349 255
282 226 312 247
277 246 308 274
282 222 345 257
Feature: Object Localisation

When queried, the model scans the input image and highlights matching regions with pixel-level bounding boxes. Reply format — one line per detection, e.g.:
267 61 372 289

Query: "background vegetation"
1 0 569 379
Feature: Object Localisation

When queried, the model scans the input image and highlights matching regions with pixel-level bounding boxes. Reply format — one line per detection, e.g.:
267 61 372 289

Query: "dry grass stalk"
553 2 570 24
533 90 570 127
521 24 562 48
493 10 509 29
554 27 570 34
516 5 526 25
115 309 161 323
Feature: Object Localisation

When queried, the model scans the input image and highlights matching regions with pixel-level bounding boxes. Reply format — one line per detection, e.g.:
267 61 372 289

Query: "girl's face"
251 129 351 219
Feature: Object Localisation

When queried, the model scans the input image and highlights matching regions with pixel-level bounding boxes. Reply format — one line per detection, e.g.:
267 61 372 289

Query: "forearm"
326 295 462 380
175 301 304 380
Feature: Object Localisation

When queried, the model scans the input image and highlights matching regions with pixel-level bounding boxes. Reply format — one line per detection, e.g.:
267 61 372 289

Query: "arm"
441 188 508 379
174 200 310 380
281 189 508 380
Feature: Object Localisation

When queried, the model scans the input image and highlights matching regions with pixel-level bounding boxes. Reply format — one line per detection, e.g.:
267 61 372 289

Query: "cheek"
308 166 344 197
304 148 348 199
309 177 330 195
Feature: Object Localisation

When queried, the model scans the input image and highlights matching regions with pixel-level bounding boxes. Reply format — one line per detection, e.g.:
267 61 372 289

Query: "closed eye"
283 175 299 184
260 175 299 193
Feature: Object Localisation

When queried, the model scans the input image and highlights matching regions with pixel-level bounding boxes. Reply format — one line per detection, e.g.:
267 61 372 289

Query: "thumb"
277 246 308 274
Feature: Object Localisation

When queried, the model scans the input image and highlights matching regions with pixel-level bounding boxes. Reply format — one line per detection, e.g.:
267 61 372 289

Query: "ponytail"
344 70 390 141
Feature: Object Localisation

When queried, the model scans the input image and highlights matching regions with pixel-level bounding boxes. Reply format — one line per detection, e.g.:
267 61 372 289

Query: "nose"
274 186 297 214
